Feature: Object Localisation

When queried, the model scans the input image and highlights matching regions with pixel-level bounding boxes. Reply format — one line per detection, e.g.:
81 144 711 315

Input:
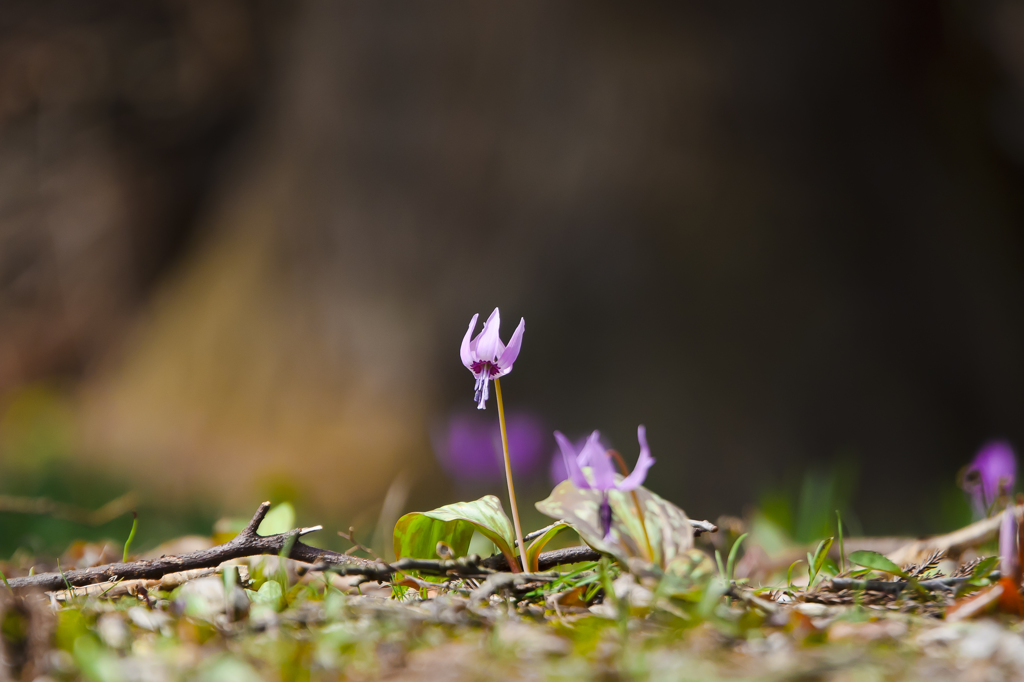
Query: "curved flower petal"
1001 507 1020 580
618 425 655 491
576 431 605 468
460 313 479 368
962 441 1017 516
587 433 618 491
555 431 591 489
475 308 502 361
497 318 525 371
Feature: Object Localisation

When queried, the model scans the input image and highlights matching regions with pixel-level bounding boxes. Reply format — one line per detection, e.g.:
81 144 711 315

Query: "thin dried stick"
828 573 997 595
887 504 1024 566
338 527 381 561
5 502 369 593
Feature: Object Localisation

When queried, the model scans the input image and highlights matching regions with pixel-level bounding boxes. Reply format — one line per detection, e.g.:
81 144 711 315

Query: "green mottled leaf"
525 522 571 572
848 550 903 576
393 495 517 568
535 480 693 570
664 549 717 588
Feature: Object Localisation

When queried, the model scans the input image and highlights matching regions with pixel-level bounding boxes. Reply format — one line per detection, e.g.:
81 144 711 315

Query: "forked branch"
6 502 372 593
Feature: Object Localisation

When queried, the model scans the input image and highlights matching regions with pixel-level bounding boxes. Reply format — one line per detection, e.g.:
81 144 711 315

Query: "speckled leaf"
393 495 517 567
664 549 718 587
535 480 693 570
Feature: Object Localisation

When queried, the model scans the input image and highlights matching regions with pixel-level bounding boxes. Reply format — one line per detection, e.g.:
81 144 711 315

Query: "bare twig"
5 502 371 593
319 549 606 586
518 522 564 547
827 573 999 595
323 554 500 586
484 545 602 572
690 519 719 537
6 503 718 594
338 527 381 560
48 566 253 602
726 585 778 614
469 571 559 604
887 504 1024 566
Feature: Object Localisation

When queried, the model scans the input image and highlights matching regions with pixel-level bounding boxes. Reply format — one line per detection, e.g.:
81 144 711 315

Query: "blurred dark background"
1 0 1023 553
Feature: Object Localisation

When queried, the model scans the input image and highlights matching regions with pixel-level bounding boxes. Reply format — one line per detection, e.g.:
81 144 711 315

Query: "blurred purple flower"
962 441 1017 516
432 411 545 484
554 426 655 537
460 308 525 409
1001 506 1020 580
549 433 612 486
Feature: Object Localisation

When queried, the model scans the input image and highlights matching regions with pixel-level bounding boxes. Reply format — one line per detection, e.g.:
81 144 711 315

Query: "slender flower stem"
609 449 655 563
493 377 526 572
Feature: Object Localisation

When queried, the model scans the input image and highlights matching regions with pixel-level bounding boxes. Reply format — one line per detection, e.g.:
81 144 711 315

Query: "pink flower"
962 441 1017 517
554 426 656 537
460 308 525 409
549 433 612 486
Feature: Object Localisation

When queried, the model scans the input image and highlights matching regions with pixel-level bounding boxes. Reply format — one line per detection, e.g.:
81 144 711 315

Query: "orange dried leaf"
996 576 1024 616
947 583 1002 622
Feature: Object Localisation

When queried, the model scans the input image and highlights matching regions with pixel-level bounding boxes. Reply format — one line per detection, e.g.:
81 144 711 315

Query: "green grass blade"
726 533 749 582
836 511 845 573
278 533 298 594
715 549 727 581
807 537 833 587
787 559 803 590
122 511 139 563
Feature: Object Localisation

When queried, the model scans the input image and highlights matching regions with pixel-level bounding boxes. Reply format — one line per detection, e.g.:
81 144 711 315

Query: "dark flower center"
470 360 500 378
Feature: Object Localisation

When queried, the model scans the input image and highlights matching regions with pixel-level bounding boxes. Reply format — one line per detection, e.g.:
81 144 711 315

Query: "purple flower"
962 441 1017 516
554 426 655 537
460 308 525 409
432 412 545 484
549 433 612 486
1001 507 1020 581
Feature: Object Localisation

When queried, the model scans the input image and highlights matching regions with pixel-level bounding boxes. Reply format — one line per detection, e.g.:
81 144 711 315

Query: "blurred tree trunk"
0 1 1021 523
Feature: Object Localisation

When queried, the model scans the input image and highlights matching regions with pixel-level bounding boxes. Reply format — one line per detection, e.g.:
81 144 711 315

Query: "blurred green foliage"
756 454 977 548
758 460 859 545
0 384 217 559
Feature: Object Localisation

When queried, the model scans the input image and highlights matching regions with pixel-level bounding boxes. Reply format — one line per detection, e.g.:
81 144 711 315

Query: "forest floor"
1 502 1022 682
